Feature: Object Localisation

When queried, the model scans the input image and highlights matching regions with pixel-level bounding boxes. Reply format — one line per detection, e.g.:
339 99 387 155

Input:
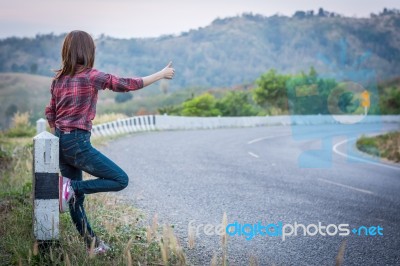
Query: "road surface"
100 123 400 265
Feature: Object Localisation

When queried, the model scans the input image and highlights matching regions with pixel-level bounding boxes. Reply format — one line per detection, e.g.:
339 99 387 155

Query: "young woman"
45 30 175 254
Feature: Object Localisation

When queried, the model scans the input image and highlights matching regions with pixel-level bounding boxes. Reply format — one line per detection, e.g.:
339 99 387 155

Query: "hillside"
0 73 51 129
0 9 399 90
0 73 202 129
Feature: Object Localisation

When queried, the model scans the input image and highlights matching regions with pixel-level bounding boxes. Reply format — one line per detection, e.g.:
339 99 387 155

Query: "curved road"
101 123 400 265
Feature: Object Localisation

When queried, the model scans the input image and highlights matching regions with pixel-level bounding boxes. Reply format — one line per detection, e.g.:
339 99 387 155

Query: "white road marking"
248 152 259 158
247 134 291 145
247 134 291 159
318 178 375 195
333 138 400 171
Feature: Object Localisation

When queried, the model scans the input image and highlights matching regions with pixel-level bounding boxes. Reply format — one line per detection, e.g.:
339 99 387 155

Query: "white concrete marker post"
33 131 59 242
36 118 47 134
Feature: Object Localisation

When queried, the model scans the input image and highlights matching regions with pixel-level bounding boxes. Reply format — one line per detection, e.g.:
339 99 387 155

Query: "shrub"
93 113 128 125
216 91 258 116
5 112 36 138
181 93 221 117
356 135 380 157
356 132 400 162
115 93 133 103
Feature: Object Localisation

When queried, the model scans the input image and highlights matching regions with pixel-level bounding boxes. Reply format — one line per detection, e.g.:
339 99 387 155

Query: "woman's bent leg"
59 130 129 195
59 154 97 247
73 145 129 195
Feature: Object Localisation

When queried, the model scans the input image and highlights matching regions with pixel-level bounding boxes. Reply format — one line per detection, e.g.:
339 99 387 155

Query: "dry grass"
187 225 195 249
0 135 187 265
249 254 259 266
0 73 52 129
221 212 228 266
357 131 400 162
3 112 35 137
92 113 128 125
10 112 30 128
335 240 347 266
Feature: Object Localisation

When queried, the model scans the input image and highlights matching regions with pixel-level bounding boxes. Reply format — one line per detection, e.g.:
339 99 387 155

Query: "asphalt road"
100 123 400 265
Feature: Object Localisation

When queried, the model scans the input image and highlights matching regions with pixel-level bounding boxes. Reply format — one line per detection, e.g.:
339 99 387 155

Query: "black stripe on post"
35 173 59 199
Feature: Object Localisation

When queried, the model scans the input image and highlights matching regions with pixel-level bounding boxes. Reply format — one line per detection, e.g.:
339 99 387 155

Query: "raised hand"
162 61 175 79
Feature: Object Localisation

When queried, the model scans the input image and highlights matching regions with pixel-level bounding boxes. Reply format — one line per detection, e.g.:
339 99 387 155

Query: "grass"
4 112 36 138
92 113 128 125
0 133 187 265
356 131 400 162
0 73 52 127
0 111 353 265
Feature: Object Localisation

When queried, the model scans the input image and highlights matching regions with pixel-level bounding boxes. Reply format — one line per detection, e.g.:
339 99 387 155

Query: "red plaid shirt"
45 68 143 132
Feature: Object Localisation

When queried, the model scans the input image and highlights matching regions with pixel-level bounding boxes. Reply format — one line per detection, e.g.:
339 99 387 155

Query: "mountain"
0 9 399 90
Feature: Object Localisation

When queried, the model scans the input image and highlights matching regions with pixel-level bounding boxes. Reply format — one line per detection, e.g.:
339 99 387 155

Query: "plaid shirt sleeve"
45 81 56 128
89 69 144 92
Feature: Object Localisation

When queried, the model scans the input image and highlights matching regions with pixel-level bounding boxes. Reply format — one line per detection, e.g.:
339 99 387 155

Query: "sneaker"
87 241 111 255
59 176 75 213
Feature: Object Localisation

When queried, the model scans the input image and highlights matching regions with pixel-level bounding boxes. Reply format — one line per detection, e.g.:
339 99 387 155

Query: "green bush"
115 92 133 103
379 86 400 114
356 132 400 162
216 91 258 116
4 112 36 138
181 93 221 116
5 125 36 138
356 135 380 157
253 69 289 111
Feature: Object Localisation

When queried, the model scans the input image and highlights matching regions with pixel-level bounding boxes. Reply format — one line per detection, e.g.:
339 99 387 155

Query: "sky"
0 0 399 39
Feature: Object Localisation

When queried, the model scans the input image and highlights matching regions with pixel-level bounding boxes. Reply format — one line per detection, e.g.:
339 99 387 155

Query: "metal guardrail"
90 115 400 137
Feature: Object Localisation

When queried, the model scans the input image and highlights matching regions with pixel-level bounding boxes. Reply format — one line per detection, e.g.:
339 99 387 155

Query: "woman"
45 30 174 254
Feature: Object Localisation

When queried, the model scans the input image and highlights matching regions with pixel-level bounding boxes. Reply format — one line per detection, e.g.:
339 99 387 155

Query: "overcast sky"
0 0 399 39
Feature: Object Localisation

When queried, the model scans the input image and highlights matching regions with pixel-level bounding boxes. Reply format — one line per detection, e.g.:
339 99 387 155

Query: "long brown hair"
55 30 95 79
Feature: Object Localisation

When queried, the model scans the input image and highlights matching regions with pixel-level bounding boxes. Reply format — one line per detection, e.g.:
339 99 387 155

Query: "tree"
252 69 289 112
5 104 18 117
157 105 182 115
136 107 150 116
378 85 400 114
181 93 221 117
286 68 337 115
30 63 38 74
115 93 133 103
159 79 169 94
216 91 258 116
5 104 18 127
293 11 306 19
338 91 358 113
318 8 326 17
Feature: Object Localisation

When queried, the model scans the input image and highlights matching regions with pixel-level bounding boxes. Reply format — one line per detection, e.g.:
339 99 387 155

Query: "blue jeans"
55 128 129 246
